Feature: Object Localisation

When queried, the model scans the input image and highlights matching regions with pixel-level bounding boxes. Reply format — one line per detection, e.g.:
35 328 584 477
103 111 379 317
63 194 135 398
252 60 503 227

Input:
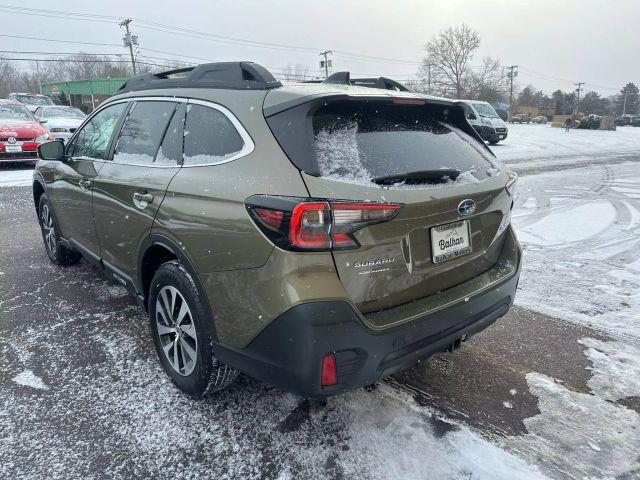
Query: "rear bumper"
215 229 522 398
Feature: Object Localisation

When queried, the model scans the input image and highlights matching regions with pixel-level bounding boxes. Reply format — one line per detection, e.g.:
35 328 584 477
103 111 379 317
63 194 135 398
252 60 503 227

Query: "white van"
457 100 509 144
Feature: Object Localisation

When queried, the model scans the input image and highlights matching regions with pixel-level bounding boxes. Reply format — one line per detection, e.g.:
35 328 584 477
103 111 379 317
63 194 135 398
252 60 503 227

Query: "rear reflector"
246 196 402 251
321 353 337 386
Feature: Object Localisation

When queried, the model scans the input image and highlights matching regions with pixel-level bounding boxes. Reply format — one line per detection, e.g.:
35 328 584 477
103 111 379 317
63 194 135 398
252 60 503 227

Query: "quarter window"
68 103 126 160
183 104 245 165
156 103 185 166
114 101 178 165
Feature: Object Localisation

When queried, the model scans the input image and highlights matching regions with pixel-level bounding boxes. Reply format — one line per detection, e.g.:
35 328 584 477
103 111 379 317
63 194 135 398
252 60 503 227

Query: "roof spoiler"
117 62 282 93
321 71 409 91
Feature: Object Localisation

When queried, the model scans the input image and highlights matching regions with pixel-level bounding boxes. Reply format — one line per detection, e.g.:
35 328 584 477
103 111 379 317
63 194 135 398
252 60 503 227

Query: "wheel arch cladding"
138 234 220 342
33 180 45 212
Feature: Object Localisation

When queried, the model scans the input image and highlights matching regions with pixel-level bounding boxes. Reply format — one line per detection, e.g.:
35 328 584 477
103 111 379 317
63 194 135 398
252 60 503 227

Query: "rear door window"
312 101 498 184
183 104 246 165
113 100 178 165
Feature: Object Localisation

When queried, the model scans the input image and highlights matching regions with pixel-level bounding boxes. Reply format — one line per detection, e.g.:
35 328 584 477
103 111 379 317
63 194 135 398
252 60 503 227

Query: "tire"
489 138 499 145
38 194 82 266
149 260 238 396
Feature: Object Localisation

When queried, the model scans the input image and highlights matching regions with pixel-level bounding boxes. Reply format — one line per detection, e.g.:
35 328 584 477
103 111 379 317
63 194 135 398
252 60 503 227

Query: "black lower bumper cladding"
215 257 521 398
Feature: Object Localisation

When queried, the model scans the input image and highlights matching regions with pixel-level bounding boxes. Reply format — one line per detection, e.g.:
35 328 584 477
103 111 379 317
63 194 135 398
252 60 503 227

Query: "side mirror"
38 141 66 161
37 117 48 124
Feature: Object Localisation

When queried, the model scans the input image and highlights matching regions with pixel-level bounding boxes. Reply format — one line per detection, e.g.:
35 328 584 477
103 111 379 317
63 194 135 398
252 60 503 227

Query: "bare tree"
464 57 509 103
280 63 310 82
420 23 481 98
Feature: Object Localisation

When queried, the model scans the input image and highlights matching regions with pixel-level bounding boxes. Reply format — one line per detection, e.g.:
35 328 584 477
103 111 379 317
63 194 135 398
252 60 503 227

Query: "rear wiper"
371 169 460 186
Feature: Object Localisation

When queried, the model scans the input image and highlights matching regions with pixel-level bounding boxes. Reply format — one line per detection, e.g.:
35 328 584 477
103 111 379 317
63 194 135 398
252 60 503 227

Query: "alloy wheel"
40 204 56 256
155 286 198 376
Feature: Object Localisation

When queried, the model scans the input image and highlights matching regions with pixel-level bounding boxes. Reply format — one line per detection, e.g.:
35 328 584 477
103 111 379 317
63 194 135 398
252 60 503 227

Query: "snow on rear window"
312 102 500 189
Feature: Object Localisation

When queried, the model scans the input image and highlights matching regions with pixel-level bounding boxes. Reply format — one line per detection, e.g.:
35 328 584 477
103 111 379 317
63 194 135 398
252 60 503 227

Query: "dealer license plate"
4 144 22 153
431 220 471 263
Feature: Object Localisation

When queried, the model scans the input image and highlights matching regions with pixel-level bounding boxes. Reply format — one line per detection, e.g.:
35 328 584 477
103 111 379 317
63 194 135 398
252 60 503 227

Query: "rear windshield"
312 101 498 186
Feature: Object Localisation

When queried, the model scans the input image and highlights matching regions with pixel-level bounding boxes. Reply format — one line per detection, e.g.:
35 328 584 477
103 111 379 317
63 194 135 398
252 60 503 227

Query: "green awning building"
41 77 128 113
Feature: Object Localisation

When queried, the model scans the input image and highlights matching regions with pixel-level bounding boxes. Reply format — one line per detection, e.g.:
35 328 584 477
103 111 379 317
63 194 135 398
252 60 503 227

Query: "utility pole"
506 65 518 121
622 90 628 115
120 18 138 76
35 60 42 94
319 50 332 78
574 82 585 115
426 63 432 95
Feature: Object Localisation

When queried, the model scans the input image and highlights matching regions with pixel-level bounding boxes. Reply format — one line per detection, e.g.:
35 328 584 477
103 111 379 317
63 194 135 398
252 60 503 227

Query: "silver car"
34 106 86 142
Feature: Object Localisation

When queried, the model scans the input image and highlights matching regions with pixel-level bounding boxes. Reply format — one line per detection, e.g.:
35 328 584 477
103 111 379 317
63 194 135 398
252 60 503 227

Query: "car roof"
10 92 47 96
109 81 457 118
263 82 455 116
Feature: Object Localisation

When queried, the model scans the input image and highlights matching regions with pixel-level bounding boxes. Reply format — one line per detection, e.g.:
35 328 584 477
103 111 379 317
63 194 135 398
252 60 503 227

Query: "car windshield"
472 102 500 118
41 107 86 119
0 104 33 121
16 95 52 106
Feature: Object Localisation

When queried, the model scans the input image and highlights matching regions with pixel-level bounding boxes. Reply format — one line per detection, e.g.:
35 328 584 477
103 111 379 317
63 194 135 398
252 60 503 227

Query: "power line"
0 3 423 66
0 6 116 23
0 57 167 67
0 50 125 56
0 33 121 47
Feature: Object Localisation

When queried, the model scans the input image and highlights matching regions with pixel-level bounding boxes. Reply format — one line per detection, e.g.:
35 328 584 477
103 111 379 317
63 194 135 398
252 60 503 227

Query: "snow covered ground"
0 167 33 187
504 127 640 478
495 124 640 172
1 125 640 479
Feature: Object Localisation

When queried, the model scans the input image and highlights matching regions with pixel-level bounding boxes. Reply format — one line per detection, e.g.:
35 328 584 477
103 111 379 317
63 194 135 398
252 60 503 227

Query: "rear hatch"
265 92 512 317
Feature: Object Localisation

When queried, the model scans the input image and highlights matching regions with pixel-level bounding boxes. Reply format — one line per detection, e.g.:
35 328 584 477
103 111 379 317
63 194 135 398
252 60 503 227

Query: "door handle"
79 179 91 190
133 192 154 205
133 192 154 203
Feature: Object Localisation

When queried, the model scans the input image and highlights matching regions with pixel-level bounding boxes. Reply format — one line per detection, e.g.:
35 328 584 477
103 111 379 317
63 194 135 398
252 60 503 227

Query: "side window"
183 104 245 165
113 101 177 165
68 103 126 160
156 103 186 165
464 105 476 120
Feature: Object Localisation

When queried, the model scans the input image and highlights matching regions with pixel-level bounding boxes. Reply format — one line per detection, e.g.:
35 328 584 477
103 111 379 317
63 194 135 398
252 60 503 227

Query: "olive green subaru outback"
33 62 521 398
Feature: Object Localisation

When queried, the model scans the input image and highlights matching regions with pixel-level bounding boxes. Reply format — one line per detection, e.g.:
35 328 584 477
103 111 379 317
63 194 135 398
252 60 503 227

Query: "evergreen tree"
616 83 639 115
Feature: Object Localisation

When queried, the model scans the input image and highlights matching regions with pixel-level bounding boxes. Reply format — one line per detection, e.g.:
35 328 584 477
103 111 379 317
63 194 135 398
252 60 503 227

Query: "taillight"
246 196 402 251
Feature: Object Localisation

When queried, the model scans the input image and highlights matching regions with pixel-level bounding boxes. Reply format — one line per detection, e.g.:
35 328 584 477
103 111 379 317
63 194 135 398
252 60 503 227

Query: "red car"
0 100 53 163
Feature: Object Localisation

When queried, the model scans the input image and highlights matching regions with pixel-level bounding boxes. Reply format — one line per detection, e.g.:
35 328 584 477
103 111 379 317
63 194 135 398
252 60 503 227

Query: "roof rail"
322 71 409 91
117 62 282 93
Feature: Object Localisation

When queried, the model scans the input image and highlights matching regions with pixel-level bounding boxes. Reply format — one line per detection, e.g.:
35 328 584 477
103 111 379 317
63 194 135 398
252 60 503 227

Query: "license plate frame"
4 144 22 153
431 220 472 264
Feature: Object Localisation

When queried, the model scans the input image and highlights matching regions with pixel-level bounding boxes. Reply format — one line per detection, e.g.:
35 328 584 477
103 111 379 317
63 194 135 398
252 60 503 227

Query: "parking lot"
1 124 640 479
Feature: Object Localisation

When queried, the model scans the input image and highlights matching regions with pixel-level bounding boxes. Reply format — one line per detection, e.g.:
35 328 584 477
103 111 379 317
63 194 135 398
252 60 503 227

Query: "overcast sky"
2 0 638 96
